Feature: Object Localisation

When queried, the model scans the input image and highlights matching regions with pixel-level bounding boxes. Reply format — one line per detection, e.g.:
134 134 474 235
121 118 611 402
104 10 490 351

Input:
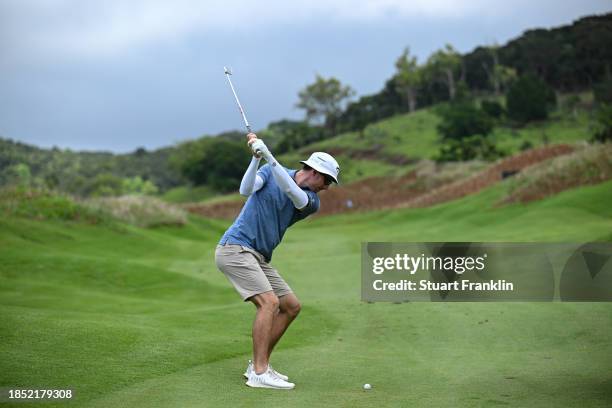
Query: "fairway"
1 181 612 407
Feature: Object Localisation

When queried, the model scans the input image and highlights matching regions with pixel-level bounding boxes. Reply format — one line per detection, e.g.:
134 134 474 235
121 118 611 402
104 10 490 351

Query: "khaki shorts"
215 244 293 301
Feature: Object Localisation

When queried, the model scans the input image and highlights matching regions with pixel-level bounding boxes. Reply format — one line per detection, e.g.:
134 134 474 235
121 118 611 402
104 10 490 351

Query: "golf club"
224 67 261 156
223 67 253 134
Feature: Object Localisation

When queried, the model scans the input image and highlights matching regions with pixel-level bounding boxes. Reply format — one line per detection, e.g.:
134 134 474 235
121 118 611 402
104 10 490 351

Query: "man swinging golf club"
215 133 339 389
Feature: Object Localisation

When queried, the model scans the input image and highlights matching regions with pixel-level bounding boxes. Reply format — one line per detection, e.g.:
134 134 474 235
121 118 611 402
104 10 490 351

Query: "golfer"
215 133 339 390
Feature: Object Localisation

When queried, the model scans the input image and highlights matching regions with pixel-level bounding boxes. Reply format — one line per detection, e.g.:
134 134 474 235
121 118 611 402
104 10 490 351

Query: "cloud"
1 0 609 66
1 0 538 61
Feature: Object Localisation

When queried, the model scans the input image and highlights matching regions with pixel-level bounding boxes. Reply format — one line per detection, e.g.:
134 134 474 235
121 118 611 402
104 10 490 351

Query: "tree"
435 135 505 162
268 120 322 154
85 173 124 197
337 78 403 134
122 176 159 195
591 104 612 143
0 163 32 187
480 44 517 95
435 101 494 141
336 95 377 135
572 14 612 88
215 130 246 143
583 79 611 142
506 74 556 123
563 94 581 118
433 99 499 162
169 138 210 185
200 140 246 192
593 79 612 105
425 44 462 100
172 138 248 192
481 100 505 119
501 29 562 85
463 46 492 92
394 47 423 112
296 75 355 135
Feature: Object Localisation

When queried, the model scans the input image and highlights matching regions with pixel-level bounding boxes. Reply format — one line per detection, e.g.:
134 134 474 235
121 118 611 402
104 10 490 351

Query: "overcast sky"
1 1 611 153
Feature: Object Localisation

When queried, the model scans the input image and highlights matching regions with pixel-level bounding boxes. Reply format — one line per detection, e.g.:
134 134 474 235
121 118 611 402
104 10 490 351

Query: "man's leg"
267 293 301 359
249 291 279 374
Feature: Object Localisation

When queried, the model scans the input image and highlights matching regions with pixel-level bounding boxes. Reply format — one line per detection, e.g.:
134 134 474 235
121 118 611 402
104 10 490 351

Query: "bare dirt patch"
398 144 576 209
184 144 579 219
500 143 612 204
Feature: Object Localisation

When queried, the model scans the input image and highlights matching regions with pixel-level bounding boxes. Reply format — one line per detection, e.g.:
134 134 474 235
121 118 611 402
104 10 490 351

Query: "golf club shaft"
224 70 252 134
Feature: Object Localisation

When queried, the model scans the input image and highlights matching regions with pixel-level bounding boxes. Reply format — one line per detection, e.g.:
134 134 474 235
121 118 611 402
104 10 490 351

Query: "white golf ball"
363 383 372 390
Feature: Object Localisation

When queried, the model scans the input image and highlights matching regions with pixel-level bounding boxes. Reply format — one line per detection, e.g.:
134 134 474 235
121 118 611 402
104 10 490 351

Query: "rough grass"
84 195 188 227
0 188 188 228
0 187 107 224
413 159 488 189
503 143 612 203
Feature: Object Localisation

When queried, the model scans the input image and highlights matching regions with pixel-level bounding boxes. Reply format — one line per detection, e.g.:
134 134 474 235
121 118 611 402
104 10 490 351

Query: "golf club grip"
246 133 261 155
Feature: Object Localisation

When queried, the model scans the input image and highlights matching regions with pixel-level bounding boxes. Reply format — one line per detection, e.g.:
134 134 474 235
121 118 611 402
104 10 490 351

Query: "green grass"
161 185 217 203
491 110 594 153
1 181 611 407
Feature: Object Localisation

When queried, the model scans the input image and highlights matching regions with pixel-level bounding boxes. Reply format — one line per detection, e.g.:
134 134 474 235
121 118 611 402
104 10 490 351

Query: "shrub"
122 176 159 195
434 135 506 162
481 100 505 119
562 95 581 117
591 104 612 143
435 101 494 141
593 79 612 105
0 163 34 188
85 173 124 197
506 75 556 124
519 140 534 151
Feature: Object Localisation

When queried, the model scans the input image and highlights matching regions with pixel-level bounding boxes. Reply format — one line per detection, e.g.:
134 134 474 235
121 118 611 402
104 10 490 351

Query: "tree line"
262 12 611 163
324 13 612 137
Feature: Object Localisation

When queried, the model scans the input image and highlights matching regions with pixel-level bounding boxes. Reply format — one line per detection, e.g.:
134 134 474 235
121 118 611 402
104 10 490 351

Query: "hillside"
278 101 595 183
186 98 608 219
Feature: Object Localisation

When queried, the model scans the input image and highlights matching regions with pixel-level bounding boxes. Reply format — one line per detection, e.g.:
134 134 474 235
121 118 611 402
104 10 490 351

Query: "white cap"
300 152 340 184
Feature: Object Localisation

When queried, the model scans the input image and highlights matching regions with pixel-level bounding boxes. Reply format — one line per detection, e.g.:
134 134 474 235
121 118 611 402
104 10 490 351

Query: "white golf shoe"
245 367 295 390
243 360 289 381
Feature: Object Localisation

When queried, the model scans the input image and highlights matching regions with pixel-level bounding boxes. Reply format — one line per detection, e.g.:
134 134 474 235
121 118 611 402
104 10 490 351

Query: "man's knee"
282 296 301 318
288 301 301 318
252 291 280 311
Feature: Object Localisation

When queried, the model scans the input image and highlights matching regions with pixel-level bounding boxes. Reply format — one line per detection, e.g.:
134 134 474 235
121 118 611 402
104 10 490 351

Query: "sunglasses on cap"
313 169 334 186
322 174 334 186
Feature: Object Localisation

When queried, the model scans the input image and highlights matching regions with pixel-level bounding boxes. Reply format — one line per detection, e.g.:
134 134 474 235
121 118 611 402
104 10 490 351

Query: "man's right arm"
239 156 265 196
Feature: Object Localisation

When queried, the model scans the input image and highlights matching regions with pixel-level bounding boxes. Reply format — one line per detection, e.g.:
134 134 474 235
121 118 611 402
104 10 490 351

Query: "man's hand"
247 133 260 158
250 139 271 160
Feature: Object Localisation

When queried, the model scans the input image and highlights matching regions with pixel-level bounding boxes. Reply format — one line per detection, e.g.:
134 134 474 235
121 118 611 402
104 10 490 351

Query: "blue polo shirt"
219 164 320 262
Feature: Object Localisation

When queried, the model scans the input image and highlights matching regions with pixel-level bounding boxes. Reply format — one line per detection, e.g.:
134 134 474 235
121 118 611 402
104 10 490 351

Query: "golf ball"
363 383 372 390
